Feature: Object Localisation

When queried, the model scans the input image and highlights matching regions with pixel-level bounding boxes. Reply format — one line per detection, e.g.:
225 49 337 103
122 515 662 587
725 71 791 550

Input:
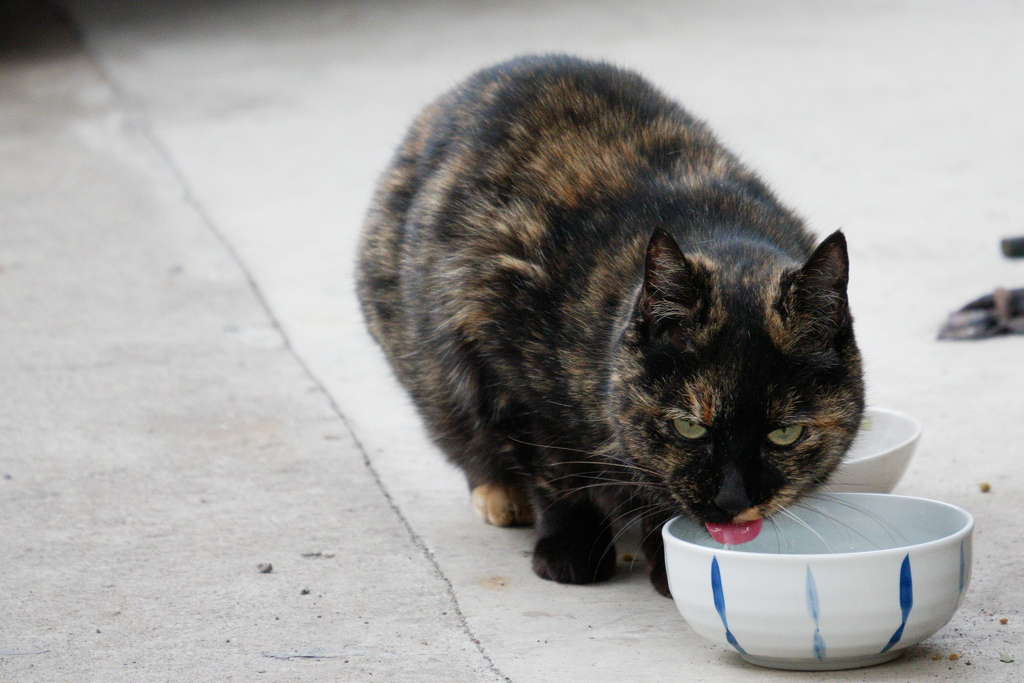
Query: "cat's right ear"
776 230 852 354
639 229 711 340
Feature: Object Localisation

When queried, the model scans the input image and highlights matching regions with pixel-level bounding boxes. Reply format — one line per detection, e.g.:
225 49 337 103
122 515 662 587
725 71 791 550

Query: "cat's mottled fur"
357 55 865 596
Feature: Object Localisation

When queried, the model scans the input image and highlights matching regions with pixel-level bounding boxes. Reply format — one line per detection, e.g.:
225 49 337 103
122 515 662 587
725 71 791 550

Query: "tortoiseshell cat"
357 55 865 596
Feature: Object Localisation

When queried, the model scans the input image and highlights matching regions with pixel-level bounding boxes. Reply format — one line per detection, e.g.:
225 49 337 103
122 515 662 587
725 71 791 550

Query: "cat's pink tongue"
705 518 763 545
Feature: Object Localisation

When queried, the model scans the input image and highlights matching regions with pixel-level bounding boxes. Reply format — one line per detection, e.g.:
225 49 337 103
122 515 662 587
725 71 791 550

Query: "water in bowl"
670 494 970 555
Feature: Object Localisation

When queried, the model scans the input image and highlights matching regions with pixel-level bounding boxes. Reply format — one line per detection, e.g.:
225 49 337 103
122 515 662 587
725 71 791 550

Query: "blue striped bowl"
663 493 973 671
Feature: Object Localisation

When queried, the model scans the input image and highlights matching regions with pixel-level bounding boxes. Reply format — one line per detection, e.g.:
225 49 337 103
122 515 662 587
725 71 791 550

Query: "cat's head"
609 228 865 525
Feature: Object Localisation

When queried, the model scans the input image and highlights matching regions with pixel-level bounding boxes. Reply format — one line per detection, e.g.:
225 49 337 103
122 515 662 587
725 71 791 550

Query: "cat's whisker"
797 496 909 546
503 444 670 483
607 514 645 556
506 436 606 457
790 500 854 548
790 503 889 550
607 494 668 524
765 514 785 553
541 464 673 493
542 462 665 482
607 501 665 540
633 508 676 568
544 472 669 491
776 506 836 552
533 454 668 481
541 481 666 512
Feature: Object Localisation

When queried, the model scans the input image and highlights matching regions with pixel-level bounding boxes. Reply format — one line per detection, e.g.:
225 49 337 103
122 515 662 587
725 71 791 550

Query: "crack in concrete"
61 5 512 680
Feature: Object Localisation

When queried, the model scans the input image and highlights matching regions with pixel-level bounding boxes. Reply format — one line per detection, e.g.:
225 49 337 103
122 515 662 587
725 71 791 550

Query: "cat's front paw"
531 532 616 585
649 562 671 598
640 518 672 597
471 482 535 526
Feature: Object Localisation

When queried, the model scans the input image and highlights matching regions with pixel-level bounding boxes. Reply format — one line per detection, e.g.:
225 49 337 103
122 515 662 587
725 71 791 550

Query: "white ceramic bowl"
828 407 922 493
663 493 973 671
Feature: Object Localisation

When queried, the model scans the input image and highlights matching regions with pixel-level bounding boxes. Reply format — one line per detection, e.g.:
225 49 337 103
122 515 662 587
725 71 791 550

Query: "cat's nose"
713 463 752 519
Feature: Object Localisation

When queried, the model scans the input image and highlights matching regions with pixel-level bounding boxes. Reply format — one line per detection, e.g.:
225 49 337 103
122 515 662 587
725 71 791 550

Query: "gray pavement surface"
2 1 1022 681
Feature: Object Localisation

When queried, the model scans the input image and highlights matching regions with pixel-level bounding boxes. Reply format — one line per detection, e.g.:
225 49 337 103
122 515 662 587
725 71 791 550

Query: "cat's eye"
673 418 708 440
767 425 804 447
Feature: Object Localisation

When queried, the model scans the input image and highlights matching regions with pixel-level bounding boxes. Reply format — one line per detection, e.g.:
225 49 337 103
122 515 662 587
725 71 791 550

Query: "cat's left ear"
782 230 852 341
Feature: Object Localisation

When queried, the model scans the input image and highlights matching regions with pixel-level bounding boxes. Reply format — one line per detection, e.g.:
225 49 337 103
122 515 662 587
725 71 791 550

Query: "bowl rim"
842 406 923 465
663 492 974 563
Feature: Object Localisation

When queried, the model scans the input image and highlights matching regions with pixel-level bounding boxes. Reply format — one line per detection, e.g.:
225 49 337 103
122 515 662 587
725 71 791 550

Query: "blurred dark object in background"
1002 236 1024 258
0 1 76 63
939 287 1024 340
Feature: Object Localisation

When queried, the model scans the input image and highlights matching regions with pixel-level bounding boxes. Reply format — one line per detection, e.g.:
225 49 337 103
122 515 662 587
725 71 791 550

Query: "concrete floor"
2 1 1022 680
